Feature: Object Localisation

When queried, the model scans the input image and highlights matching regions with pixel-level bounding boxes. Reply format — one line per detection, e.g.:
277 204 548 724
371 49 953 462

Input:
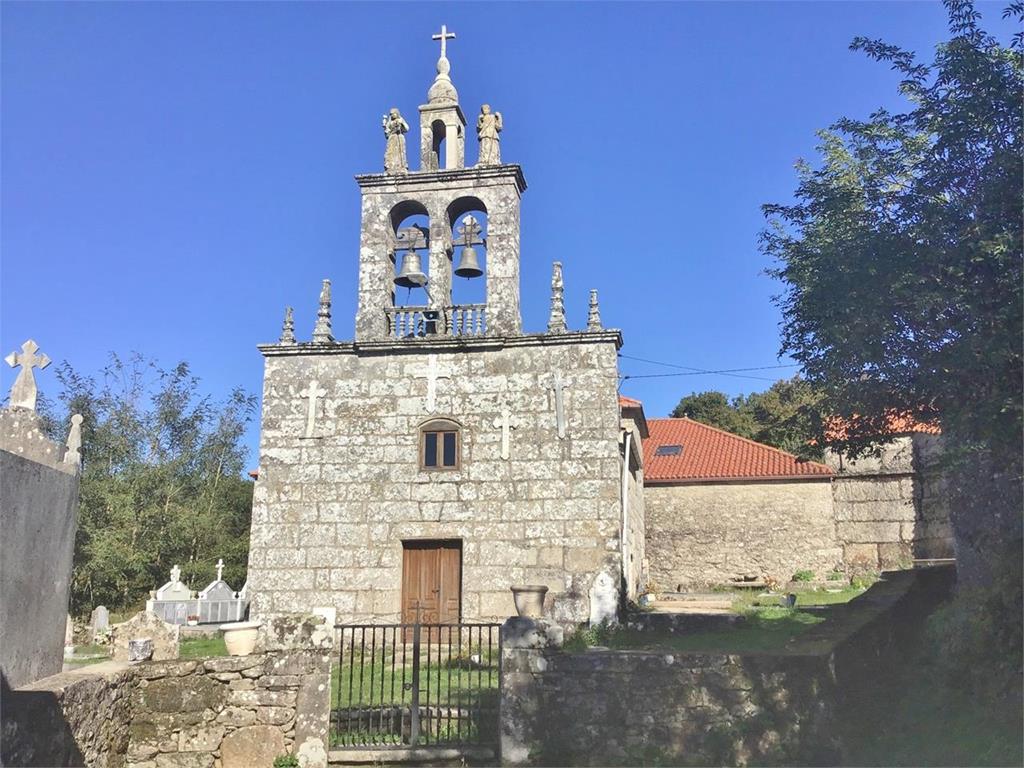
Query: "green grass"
791 586 866 606
179 636 228 658
331 655 499 708
567 607 825 654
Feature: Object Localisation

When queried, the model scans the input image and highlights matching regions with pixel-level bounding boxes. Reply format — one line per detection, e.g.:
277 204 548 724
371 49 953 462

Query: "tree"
760 1 1022 586
671 377 824 458
40 354 257 615
670 391 755 437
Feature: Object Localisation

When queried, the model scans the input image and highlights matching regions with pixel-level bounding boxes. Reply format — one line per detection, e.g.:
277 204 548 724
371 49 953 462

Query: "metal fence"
332 621 502 750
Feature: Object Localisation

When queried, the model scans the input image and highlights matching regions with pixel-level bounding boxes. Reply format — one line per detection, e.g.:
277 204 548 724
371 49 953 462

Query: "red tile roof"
618 395 643 409
644 418 833 483
824 411 941 441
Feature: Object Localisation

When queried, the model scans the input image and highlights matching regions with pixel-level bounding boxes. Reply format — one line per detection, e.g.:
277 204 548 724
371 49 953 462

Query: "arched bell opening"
450 211 487 307
431 119 447 170
389 200 431 309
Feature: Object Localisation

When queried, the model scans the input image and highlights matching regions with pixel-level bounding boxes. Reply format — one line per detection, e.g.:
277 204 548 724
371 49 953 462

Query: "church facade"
247 34 643 626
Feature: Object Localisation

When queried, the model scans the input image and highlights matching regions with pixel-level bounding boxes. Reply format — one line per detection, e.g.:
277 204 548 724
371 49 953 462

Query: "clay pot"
220 621 261 656
510 585 549 618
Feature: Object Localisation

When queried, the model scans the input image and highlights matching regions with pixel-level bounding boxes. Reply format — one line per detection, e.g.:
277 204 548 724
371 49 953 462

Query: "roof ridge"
648 416 831 471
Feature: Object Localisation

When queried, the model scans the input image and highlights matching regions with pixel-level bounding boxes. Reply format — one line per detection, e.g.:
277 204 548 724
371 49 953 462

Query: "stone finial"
4 339 50 412
587 289 602 331
64 414 83 467
476 105 503 166
547 262 567 334
428 24 459 104
312 280 333 344
382 108 410 174
279 306 296 344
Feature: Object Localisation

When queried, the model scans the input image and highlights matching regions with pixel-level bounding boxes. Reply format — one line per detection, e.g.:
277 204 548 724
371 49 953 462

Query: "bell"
394 250 427 288
454 246 483 278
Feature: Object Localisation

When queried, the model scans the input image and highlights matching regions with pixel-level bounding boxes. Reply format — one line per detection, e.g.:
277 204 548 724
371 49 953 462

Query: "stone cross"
215 558 224 582
550 372 571 439
170 565 182 585
4 339 50 411
299 378 327 438
413 354 452 413
64 414 83 467
432 24 456 59
456 215 483 247
492 406 519 460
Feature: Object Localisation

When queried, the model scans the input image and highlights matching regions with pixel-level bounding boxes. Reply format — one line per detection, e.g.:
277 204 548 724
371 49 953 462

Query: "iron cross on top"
432 24 456 59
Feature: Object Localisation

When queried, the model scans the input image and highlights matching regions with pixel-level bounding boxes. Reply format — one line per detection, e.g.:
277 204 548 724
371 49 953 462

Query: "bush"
850 571 879 590
792 570 815 582
826 570 846 582
273 756 299 768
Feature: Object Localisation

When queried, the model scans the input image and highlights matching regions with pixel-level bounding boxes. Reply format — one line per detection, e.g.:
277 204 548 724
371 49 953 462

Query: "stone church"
248 29 953 627
247 30 644 626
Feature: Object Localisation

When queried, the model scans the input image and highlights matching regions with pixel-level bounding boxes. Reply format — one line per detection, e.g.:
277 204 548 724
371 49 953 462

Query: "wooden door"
402 540 461 633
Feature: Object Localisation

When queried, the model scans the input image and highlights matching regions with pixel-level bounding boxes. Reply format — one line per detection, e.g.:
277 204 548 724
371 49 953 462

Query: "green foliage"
827 570 846 582
563 619 618 651
671 377 825 458
792 570 815 582
760 1 1023 466
850 572 879 590
272 756 299 768
39 353 256 615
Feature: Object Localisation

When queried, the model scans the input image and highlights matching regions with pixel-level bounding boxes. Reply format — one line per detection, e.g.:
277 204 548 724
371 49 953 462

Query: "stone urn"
220 620 261 656
510 585 548 619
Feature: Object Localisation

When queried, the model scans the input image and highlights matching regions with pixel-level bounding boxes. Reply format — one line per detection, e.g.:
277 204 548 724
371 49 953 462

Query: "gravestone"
111 610 179 662
90 605 109 636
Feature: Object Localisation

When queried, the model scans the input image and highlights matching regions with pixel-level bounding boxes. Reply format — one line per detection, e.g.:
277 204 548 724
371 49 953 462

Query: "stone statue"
382 108 409 175
476 104 503 166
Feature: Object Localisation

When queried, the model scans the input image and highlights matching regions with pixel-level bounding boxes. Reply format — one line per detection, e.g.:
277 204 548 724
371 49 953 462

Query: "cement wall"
644 479 841 589
0 411 79 690
249 333 625 626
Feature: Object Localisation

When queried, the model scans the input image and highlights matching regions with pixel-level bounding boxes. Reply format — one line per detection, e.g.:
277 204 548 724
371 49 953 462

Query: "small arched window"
420 419 461 471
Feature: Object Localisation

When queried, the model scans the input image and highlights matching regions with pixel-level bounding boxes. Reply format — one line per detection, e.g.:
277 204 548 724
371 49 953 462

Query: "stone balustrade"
385 304 487 339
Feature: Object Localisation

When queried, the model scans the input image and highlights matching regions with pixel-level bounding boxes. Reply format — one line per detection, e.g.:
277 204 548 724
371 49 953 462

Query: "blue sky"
2 2 1016 464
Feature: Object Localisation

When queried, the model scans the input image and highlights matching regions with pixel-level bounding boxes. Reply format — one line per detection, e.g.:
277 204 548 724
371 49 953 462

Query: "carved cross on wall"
413 354 452 413
550 372 571 439
493 405 519 460
299 379 327 438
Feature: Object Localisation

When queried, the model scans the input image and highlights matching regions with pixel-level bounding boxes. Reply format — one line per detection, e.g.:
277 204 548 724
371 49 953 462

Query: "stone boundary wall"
828 434 954 570
645 479 840 589
500 568 954 767
1 616 334 768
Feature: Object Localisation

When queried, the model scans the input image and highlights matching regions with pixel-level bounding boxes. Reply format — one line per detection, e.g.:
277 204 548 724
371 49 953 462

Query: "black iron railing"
331 620 502 749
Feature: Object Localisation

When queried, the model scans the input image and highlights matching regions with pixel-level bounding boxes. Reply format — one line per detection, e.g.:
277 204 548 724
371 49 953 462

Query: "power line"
618 354 799 383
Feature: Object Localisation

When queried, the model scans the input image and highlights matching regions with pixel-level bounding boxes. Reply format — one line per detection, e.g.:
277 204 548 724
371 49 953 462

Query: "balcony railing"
386 305 487 339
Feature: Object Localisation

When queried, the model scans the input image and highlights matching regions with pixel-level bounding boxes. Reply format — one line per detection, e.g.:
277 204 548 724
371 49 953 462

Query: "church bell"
394 250 427 289
454 246 483 279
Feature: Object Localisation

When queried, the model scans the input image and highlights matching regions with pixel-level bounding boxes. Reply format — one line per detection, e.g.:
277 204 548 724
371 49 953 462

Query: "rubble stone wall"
645 479 840 589
249 333 624 625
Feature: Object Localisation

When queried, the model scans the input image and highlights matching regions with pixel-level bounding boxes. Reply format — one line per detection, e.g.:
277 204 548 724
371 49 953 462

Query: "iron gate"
332 620 502 749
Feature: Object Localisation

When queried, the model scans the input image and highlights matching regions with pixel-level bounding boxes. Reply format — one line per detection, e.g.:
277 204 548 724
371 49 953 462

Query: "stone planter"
510 585 548 618
220 621 261 656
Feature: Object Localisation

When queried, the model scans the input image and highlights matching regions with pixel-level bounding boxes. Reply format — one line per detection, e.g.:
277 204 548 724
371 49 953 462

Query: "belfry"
247 27 645 627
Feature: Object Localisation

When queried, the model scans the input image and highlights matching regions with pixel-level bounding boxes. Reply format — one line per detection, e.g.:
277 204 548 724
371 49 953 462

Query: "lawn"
178 635 228 658
569 606 825 654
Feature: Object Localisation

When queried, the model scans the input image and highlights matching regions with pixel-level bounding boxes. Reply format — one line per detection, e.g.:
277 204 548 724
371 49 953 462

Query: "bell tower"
354 26 526 343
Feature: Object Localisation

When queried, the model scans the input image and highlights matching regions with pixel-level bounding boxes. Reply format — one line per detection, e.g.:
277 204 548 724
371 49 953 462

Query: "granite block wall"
249 333 626 625
827 434 953 569
644 479 841 590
